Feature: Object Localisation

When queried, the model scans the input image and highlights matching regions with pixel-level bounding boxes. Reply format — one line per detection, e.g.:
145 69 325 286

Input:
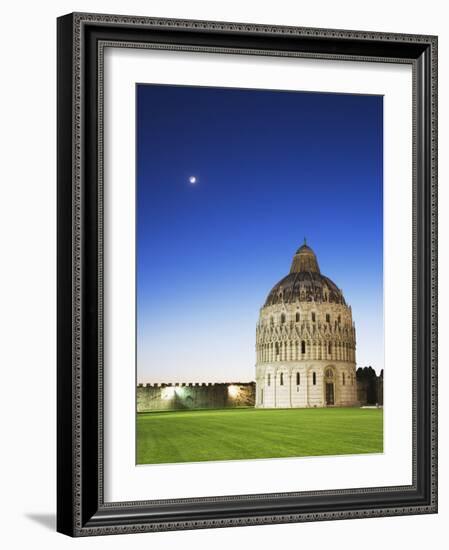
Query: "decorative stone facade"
255 242 358 408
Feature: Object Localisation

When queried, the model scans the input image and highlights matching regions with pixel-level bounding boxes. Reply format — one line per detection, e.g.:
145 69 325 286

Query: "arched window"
338 315 341 323
326 313 330 323
270 316 274 326
312 371 316 385
280 372 284 386
275 342 279 356
280 313 286 324
325 368 333 378
328 342 332 355
342 372 346 385
267 373 271 386
296 372 300 385
312 312 316 322
301 340 306 354
295 312 300 322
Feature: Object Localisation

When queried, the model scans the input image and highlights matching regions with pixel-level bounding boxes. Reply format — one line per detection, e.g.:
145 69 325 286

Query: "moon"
188 176 197 184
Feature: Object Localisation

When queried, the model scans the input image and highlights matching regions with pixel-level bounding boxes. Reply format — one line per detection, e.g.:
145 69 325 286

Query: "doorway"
325 382 334 405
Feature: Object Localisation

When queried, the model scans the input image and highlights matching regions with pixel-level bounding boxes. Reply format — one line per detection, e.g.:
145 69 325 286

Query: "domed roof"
264 241 346 307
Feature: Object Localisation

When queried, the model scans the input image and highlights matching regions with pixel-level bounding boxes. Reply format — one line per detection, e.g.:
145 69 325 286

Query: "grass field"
136 407 383 465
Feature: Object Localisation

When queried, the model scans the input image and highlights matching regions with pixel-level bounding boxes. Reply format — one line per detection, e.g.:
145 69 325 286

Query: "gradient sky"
136 84 383 383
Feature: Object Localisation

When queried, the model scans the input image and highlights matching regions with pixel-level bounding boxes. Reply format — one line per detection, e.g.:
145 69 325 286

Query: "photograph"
51 6 437 539
136 84 384 465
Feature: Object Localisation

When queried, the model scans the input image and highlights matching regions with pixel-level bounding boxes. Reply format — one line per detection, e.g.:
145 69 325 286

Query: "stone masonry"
137 382 255 412
255 242 358 408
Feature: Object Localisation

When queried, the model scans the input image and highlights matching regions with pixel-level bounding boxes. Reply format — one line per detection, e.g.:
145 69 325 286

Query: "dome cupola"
290 239 320 274
264 241 345 307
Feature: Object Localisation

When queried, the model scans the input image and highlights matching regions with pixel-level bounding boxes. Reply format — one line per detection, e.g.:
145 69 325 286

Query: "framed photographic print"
57 12 438 536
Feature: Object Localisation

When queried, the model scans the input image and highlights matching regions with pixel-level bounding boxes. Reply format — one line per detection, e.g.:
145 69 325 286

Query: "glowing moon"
188 176 197 184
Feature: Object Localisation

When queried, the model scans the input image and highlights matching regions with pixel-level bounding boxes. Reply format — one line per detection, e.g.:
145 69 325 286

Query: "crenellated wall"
137 382 255 412
137 376 381 412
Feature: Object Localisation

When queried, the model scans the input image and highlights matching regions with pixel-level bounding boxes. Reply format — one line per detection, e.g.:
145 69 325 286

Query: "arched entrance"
324 367 335 406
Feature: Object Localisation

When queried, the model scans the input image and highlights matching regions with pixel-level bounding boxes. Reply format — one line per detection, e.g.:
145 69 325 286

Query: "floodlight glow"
161 386 176 400
227 385 240 398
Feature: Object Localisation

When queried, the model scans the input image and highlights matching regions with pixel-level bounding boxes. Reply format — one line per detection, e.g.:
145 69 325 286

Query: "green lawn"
137 407 383 465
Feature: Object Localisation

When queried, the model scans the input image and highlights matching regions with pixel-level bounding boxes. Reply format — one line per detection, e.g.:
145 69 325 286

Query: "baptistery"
255 242 358 408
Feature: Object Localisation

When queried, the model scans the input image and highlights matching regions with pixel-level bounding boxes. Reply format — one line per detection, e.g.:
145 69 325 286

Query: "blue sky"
136 84 383 382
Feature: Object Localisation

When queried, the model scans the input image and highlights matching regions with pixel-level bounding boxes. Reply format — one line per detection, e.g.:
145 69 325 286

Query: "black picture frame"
57 12 438 536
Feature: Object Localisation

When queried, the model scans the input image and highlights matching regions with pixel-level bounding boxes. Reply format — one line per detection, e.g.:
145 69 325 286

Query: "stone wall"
137 382 255 412
138 374 382 412
255 362 357 408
